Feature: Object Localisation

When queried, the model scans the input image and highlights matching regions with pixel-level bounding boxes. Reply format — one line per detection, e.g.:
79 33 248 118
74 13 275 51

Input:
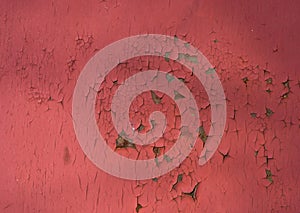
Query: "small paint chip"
205 68 216 75
266 89 272 94
116 135 135 149
164 51 171 62
151 90 162 104
154 158 160 167
265 108 274 117
183 183 200 201
163 154 172 162
172 174 184 189
136 204 142 213
137 123 145 132
178 78 185 82
166 73 175 82
152 177 158 182
178 53 199 64
282 79 290 89
174 35 178 42
265 169 273 183
174 90 185 100
177 174 183 182
198 126 208 144
242 77 249 85
265 78 273 84
153 146 164 157
184 42 190 48
150 120 156 129
250 112 257 118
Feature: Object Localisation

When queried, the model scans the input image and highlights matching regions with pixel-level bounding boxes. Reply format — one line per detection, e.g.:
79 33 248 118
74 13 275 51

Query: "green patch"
183 183 200 201
178 78 185 82
265 169 273 183
151 90 161 104
153 146 163 157
164 51 171 62
282 79 290 89
174 35 178 43
174 90 185 100
178 53 199 64
242 77 249 85
184 42 190 48
154 158 159 167
136 204 142 213
250 112 257 118
137 123 145 132
266 89 272 94
177 174 183 182
163 154 172 163
166 73 175 82
150 120 156 129
119 129 128 138
198 126 208 143
152 177 158 182
116 135 135 149
265 108 274 117
205 68 216 75
172 174 184 189
265 78 273 84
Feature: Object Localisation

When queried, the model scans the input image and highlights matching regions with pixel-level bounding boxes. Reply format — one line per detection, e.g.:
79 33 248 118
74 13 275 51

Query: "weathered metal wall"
0 0 299 212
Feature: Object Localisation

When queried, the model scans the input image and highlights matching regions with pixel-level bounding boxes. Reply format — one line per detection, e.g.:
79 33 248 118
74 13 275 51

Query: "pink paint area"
0 0 299 212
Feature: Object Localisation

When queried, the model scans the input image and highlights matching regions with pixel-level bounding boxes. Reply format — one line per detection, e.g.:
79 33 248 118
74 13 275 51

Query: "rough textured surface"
0 0 300 212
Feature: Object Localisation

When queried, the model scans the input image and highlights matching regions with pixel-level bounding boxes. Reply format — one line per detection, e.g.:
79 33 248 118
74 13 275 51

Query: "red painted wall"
0 0 299 212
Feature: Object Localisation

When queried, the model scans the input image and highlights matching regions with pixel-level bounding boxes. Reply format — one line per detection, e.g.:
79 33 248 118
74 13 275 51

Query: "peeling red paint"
0 0 300 212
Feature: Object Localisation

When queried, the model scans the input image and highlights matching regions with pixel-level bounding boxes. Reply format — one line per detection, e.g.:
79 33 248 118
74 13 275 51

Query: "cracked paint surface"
0 0 300 212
